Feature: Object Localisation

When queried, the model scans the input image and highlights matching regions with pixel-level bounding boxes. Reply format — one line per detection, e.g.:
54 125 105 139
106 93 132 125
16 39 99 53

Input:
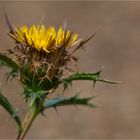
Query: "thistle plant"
0 15 120 139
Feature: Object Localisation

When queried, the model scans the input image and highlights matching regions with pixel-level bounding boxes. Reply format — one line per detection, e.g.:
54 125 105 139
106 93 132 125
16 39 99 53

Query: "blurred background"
0 1 140 139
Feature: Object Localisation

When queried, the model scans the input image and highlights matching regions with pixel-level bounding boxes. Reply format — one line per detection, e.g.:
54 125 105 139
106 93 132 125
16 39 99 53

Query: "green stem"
17 105 39 140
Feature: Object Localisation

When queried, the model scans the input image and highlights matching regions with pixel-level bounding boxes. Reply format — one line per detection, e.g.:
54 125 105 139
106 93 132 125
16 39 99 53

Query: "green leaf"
43 94 96 109
60 68 121 89
0 91 21 131
0 52 19 77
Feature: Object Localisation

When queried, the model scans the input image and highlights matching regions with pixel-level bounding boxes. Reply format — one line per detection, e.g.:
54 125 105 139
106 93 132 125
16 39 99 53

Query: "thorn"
92 80 96 88
53 106 59 116
95 66 104 75
101 79 123 84
73 32 97 53
41 110 47 117
73 104 79 111
3 11 14 34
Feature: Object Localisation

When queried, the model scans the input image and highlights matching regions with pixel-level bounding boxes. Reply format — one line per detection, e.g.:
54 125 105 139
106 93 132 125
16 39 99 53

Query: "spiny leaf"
43 94 96 109
60 67 121 89
0 91 21 131
0 53 19 77
0 53 18 70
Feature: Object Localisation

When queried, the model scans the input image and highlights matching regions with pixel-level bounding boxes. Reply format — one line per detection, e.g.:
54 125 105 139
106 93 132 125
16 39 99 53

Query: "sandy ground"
0 1 140 139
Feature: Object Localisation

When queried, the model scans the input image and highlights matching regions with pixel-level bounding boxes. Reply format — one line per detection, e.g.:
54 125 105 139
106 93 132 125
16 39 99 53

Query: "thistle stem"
17 105 39 140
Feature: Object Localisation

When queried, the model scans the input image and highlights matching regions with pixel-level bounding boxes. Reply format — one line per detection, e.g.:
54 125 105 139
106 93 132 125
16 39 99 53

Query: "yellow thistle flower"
9 25 79 53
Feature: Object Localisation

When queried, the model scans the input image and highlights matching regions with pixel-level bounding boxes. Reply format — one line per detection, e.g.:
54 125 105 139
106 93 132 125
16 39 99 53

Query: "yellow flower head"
9 25 79 53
